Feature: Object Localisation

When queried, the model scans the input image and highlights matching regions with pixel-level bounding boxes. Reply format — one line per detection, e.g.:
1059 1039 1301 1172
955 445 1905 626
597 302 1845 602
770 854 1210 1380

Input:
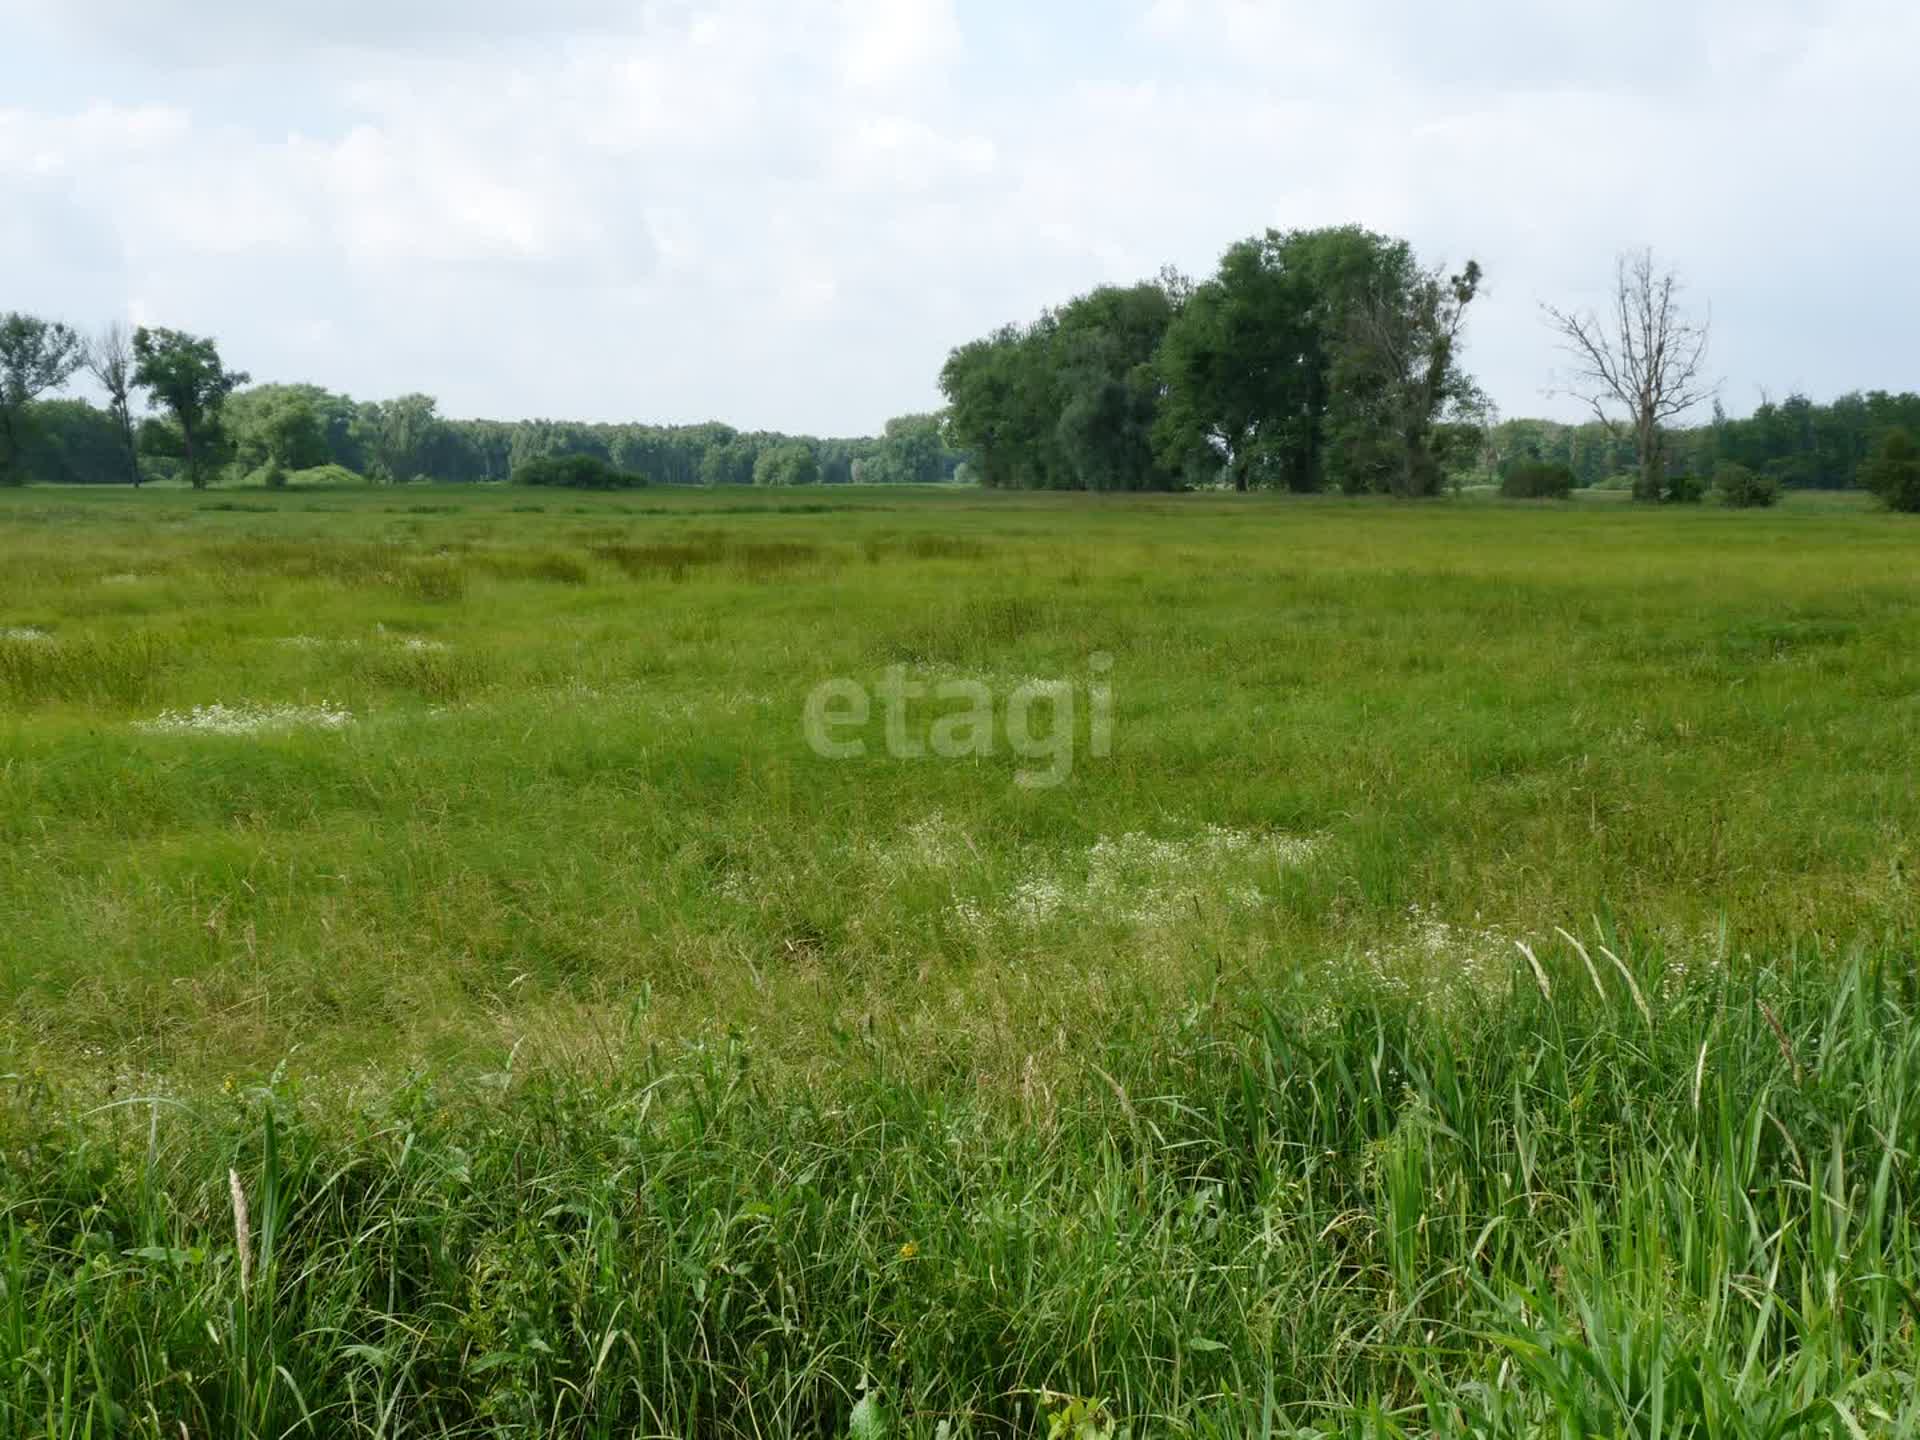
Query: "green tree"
1861 428 1920 512
1329 259 1484 497
1154 234 1320 492
360 393 443 484
1051 283 1181 491
131 327 249 489
700 436 759 486
753 441 820 487
859 413 949 485
941 320 1067 489
1155 228 1410 492
228 387 331 484
0 313 84 484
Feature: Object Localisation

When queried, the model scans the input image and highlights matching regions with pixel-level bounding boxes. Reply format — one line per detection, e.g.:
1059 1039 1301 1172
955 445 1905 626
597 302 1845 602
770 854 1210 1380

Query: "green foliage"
753 440 821 487
1499 459 1575 498
1489 419 1637 487
1326 259 1484 497
0 312 85 484
856 413 951 485
1663 471 1705 504
1688 390 1920 490
285 463 364 488
510 453 647 489
942 228 1483 496
942 278 1183 491
360 392 443 484
131 327 249 489
1711 461 1782 508
226 386 335 481
1860 426 1920 512
3 400 130 485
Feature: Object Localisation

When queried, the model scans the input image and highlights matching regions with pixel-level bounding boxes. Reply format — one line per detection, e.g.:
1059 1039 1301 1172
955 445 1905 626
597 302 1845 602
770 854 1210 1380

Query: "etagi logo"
802 655 1113 790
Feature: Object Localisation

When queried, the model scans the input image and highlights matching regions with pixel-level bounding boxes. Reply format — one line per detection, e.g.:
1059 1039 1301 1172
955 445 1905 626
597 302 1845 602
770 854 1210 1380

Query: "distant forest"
11 377 1914 496
5 389 963 490
4 225 1919 500
1490 394 1920 493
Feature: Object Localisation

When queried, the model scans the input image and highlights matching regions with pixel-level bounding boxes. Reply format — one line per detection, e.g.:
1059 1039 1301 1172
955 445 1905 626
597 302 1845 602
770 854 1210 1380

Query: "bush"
1590 472 1638 492
1663 472 1705 504
1862 427 1920 512
1500 460 1575 499
1711 462 1781 508
512 455 647 490
284 464 364 489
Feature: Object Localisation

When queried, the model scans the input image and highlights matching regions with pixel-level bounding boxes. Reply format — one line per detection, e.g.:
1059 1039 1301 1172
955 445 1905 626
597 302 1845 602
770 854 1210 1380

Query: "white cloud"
837 0 962 90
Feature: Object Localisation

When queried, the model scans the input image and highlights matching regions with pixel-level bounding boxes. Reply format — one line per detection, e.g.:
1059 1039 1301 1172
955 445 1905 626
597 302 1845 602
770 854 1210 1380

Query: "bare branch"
1540 249 1717 496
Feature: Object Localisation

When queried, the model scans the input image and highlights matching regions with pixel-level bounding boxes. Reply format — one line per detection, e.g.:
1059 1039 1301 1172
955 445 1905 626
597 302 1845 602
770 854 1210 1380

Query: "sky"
3 0 1916 437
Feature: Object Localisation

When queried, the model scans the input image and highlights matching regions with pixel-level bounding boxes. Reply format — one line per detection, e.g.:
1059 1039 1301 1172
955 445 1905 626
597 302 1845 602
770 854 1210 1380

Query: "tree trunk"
1634 410 1664 502
115 405 140 487
183 422 203 489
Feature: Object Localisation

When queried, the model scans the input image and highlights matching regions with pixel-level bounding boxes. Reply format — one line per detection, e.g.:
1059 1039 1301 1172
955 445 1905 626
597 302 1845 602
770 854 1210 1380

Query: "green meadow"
1 483 1917 1437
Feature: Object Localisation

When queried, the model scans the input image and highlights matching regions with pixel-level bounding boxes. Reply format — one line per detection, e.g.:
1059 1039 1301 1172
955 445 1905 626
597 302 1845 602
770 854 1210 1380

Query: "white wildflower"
135 701 356 736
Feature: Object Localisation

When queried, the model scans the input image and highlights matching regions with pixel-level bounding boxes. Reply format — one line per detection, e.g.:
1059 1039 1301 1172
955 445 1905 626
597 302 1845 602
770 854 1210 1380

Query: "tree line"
0 316 962 491
1485 391 1920 496
5 227 1919 510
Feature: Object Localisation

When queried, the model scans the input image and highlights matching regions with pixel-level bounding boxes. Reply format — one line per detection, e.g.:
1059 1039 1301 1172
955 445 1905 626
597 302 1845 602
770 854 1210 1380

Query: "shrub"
1500 460 1575 499
285 464 364 489
1861 427 1920 512
512 455 647 490
1663 472 1705 504
1711 462 1781 508
1590 472 1637 492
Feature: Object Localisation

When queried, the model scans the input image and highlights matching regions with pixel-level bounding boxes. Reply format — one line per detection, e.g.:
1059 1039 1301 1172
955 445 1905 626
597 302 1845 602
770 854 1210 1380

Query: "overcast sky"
4 0 1916 436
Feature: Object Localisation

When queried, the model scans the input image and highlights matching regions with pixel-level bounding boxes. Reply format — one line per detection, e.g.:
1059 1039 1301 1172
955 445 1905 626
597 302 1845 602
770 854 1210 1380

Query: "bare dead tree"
85 321 142 487
1543 249 1714 501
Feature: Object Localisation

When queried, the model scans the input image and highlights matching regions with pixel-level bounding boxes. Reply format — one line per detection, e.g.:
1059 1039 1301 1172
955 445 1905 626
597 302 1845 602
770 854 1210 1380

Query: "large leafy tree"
226 383 369 476
131 327 249 489
1152 240 1311 492
360 393 444 483
1155 228 1407 492
753 441 820 487
227 387 332 481
940 319 1065 489
1327 257 1485 497
0 312 84 484
1052 282 1182 492
941 278 1184 491
858 413 948 485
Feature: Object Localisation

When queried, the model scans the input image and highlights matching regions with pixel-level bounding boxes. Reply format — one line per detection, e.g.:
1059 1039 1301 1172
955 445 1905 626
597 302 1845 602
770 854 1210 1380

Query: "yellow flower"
898 1241 919 1261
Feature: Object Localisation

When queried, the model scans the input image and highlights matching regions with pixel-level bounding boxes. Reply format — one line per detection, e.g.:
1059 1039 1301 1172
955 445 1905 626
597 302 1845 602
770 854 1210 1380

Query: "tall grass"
2 942 1916 1436
1 484 1917 1434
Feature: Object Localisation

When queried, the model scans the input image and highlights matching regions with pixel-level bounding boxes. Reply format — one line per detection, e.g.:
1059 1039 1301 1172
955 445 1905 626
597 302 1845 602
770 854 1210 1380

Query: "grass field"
1 483 1917 1437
